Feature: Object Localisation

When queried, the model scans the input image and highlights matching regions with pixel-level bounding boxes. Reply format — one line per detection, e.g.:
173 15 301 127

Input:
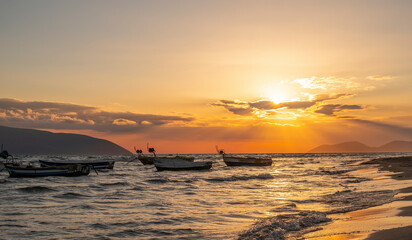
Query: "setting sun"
267 90 290 104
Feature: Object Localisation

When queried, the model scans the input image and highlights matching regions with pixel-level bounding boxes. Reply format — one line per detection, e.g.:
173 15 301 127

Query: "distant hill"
0 125 131 155
308 141 412 153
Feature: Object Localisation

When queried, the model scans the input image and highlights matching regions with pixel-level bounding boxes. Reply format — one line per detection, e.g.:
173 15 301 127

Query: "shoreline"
304 156 412 240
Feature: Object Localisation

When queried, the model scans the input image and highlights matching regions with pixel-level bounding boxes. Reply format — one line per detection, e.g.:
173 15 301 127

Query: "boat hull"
154 159 212 171
223 156 272 166
39 160 115 169
137 156 155 165
138 156 195 165
6 164 90 178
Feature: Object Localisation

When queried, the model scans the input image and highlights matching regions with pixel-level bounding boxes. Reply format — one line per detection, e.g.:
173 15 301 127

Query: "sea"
0 152 411 240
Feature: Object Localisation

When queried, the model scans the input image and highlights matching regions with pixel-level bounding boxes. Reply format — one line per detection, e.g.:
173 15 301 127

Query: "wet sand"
304 156 412 240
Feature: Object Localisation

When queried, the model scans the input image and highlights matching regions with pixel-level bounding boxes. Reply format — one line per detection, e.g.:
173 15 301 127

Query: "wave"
237 211 331 240
54 192 90 199
145 178 170 184
99 181 130 187
269 203 298 213
322 189 396 214
17 186 55 193
317 169 351 175
206 173 275 182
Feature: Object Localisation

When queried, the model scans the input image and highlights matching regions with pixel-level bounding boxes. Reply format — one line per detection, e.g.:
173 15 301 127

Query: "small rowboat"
222 155 273 166
39 160 115 169
154 158 212 171
5 164 90 178
216 146 272 167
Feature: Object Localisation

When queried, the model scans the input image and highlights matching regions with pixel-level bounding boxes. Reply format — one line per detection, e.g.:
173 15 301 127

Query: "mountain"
378 141 412 152
308 140 412 153
0 125 131 155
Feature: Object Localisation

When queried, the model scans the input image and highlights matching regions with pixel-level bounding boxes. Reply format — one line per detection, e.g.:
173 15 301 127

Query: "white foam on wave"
237 211 331 240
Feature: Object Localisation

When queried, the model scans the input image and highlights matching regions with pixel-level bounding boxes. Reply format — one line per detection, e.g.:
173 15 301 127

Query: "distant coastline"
308 141 412 153
0 125 131 155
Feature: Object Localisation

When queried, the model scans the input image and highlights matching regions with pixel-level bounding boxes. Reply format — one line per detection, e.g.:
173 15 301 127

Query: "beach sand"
303 156 412 240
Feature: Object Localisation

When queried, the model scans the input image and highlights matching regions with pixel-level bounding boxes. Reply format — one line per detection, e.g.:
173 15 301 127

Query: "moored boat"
137 155 156 165
135 144 194 165
154 158 212 171
39 160 115 169
216 146 272 166
5 164 90 178
222 155 273 166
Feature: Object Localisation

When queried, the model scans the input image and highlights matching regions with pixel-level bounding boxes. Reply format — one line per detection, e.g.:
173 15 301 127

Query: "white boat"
154 158 212 171
222 155 273 166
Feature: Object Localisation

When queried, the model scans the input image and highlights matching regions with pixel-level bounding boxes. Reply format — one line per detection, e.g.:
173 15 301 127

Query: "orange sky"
1 1 412 153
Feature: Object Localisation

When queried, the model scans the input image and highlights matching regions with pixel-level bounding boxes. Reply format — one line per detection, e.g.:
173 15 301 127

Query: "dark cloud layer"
0 98 193 133
315 104 364 116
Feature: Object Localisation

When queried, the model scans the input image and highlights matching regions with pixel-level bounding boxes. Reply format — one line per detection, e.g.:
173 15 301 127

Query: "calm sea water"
0 153 411 239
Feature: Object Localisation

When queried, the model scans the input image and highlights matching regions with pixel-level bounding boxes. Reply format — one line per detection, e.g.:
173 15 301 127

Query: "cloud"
279 101 316 109
214 93 356 116
249 100 278 110
292 75 395 92
292 76 360 90
313 93 355 101
0 98 193 133
367 75 394 81
211 100 254 116
315 104 365 116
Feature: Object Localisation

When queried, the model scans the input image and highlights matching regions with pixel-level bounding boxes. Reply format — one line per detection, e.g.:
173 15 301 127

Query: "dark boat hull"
155 163 212 171
39 160 115 169
137 156 155 165
223 156 273 167
6 165 90 178
224 161 272 166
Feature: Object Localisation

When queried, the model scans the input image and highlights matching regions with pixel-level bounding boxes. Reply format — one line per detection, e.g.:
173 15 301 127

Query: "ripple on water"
129 186 145 191
54 192 90 199
206 173 275 182
145 178 170 184
99 181 130 187
90 223 109 230
17 186 56 193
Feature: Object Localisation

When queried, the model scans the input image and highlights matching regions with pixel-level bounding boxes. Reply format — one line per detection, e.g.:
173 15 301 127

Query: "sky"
1 0 412 153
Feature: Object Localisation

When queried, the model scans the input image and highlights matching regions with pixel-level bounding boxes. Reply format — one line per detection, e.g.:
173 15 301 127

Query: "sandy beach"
304 156 412 240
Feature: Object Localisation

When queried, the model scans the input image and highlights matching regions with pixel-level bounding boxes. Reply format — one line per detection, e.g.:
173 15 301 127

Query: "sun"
266 90 291 104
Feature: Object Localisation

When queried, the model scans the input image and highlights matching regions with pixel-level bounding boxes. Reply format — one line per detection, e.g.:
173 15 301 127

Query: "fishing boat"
137 155 194 165
135 144 194 165
154 158 212 171
5 164 90 178
222 155 273 166
39 160 115 169
135 144 157 165
137 155 156 165
216 146 272 166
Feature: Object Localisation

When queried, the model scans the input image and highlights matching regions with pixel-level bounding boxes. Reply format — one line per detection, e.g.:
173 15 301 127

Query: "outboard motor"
0 150 10 159
134 146 143 154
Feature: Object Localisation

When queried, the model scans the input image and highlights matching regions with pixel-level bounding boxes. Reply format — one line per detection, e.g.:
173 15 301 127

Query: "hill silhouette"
0 125 131 155
308 141 412 153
